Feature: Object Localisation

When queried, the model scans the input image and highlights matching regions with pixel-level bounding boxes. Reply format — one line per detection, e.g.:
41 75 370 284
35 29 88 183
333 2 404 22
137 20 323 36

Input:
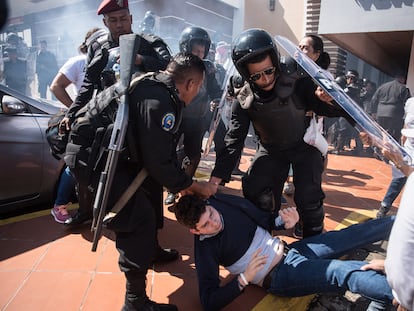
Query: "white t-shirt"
59 54 87 93
385 172 414 310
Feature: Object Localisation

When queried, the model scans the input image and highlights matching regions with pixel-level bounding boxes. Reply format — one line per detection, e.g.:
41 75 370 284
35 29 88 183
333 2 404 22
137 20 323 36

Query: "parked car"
0 85 66 214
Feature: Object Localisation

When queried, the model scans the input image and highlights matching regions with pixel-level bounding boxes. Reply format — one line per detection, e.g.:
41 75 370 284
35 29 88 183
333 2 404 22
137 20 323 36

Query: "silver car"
0 85 66 214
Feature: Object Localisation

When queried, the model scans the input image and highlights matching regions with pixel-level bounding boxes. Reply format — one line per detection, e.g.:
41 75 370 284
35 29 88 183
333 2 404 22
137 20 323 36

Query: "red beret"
97 0 129 15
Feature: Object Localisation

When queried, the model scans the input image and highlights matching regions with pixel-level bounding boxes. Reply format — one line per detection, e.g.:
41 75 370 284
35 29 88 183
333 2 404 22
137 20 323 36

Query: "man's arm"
195 238 246 311
210 101 250 182
66 43 108 121
136 34 171 72
278 207 299 229
50 72 73 108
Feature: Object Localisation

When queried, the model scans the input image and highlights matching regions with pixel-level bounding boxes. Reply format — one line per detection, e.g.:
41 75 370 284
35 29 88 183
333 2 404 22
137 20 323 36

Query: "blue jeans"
268 216 395 304
55 166 76 205
382 176 407 207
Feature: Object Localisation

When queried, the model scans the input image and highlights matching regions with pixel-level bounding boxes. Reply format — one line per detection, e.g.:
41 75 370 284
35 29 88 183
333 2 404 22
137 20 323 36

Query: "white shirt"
385 173 414 310
59 54 87 92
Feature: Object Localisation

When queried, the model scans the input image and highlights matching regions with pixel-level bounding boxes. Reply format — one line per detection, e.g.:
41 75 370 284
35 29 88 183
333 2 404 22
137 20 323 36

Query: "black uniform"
212 73 350 237
66 31 171 220
66 32 171 121
106 72 192 309
178 59 226 176
3 56 27 94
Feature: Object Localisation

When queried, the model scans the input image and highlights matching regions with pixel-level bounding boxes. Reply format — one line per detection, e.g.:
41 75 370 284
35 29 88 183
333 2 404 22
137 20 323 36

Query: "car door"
0 98 44 204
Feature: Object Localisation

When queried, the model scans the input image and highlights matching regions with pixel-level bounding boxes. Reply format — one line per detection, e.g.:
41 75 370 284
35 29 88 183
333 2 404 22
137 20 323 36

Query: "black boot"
122 297 178 311
122 272 178 311
255 188 275 212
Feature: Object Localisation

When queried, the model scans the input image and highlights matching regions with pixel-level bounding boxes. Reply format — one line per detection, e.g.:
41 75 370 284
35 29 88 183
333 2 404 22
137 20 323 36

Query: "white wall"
232 0 306 44
319 0 414 34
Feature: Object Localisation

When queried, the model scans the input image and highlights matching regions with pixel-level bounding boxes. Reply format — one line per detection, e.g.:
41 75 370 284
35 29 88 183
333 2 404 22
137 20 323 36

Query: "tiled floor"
0 145 398 311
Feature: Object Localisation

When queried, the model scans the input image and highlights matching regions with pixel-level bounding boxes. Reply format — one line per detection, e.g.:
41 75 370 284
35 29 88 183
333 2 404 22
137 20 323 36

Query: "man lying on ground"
172 193 395 311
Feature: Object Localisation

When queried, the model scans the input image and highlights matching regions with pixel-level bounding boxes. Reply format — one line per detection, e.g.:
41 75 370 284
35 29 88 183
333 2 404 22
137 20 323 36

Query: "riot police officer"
164 26 227 205
63 0 179 266
209 28 352 238
138 10 156 34
107 53 215 311
334 69 362 154
63 0 172 228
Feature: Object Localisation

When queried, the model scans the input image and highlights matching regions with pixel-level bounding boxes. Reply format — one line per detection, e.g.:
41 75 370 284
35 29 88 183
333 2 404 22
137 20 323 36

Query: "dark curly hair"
173 195 207 229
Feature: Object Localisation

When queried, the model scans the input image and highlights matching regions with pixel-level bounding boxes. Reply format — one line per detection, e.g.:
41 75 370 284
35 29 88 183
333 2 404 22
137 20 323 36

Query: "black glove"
86 48 109 84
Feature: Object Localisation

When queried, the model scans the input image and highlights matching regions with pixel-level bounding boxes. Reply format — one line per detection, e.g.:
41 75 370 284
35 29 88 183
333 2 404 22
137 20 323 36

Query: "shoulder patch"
161 113 175 131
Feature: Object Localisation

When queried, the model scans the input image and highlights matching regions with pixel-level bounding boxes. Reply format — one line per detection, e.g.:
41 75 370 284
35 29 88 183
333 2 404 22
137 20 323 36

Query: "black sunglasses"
249 66 276 82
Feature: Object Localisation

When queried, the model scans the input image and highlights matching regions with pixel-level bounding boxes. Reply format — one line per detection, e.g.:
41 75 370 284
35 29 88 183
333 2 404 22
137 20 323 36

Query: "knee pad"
250 188 275 212
301 204 325 237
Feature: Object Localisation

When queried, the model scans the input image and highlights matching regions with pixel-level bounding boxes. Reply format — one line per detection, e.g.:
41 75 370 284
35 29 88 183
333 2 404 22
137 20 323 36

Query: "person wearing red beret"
96 0 129 15
60 1 179 309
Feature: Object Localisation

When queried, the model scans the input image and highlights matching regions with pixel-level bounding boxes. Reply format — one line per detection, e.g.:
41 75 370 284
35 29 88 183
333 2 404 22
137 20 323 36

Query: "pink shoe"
51 204 71 224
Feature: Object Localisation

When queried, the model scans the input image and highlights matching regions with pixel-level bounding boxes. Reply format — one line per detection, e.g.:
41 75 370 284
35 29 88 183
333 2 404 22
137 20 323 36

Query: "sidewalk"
0 145 398 311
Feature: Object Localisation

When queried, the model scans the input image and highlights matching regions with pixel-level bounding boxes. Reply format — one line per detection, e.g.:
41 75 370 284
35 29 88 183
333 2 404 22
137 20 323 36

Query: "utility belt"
262 240 292 290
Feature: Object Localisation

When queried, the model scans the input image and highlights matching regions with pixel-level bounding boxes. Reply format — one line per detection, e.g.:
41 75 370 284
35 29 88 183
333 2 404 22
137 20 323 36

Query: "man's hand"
393 299 409 311
315 86 333 104
135 54 143 65
279 207 299 229
243 248 268 283
360 259 385 273
59 116 71 133
359 131 372 146
180 180 217 199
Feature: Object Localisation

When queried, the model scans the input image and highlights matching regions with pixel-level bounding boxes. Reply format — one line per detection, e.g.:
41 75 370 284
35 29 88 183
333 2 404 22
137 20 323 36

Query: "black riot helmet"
334 75 347 89
6 33 19 45
345 69 359 80
179 26 211 59
140 10 155 34
231 28 280 81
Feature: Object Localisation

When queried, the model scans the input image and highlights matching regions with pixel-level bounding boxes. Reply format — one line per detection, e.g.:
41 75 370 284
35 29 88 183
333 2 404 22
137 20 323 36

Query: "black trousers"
242 142 325 237
179 112 227 176
106 169 158 308
377 116 404 142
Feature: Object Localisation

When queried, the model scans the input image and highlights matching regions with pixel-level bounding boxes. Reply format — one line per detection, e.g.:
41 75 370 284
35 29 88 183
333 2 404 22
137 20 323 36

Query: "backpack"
63 72 180 192
64 81 128 190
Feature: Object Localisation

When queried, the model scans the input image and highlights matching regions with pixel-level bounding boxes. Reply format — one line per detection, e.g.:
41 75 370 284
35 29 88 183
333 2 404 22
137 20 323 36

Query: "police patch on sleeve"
161 113 175 131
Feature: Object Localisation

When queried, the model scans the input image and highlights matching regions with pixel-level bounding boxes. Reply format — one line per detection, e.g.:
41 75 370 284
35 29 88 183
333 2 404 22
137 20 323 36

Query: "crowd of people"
1 32 58 98
2 0 412 309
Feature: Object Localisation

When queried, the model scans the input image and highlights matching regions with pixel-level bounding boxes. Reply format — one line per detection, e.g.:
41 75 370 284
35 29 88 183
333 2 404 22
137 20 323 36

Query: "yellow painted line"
334 210 375 230
0 203 79 226
251 209 376 310
252 294 315 311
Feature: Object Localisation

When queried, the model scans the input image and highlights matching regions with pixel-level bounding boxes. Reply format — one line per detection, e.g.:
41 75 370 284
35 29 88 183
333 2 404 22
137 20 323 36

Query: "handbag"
45 109 69 160
303 114 329 156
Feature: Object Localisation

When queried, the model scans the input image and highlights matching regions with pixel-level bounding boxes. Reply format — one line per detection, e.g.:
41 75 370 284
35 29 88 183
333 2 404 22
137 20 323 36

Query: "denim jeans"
382 176 407 207
55 166 76 205
268 216 395 304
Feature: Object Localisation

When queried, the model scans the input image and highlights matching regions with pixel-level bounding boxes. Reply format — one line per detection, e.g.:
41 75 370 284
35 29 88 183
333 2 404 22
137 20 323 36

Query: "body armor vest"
238 73 309 149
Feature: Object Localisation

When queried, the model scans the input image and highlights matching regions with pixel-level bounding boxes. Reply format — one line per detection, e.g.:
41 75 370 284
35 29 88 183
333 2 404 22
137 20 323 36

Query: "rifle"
203 64 236 158
91 34 141 252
